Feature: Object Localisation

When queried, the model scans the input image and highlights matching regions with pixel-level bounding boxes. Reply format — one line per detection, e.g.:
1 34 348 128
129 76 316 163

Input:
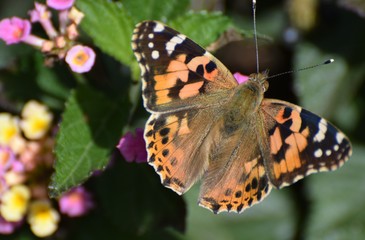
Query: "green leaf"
170 12 233 48
76 0 134 65
123 0 190 23
305 144 365 240
65 159 186 239
49 84 127 197
34 54 71 109
1 52 74 111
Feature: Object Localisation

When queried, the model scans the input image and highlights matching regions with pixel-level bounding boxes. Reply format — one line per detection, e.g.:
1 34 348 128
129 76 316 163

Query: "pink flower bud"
65 45 96 73
0 215 22 235
47 0 75 10
0 17 31 45
59 186 93 217
29 3 58 39
117 128 147 163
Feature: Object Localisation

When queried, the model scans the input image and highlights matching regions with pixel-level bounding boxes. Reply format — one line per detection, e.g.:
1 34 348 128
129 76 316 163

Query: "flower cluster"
0 0 95 73
0 101 93 237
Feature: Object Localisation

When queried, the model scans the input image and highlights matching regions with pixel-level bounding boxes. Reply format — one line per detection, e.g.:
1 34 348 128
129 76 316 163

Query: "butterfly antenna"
267 59 334 79
252 0 260 73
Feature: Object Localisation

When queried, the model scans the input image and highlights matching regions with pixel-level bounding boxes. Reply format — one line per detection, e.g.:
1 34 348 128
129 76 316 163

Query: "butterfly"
131 21 352 214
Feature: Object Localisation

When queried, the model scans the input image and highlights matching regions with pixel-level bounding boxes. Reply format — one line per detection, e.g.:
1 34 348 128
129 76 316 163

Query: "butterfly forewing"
261 99 352 188
132 21 237 113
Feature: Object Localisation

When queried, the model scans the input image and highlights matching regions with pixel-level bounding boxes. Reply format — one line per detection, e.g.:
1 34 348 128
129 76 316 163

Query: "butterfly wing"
145 108 225 195
132 21 238 113
198 115 272 214
261 99 352 188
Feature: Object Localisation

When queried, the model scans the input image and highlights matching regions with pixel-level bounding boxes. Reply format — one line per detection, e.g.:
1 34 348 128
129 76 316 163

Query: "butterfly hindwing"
261 99 352 188
132 21 237 113
145 108 222 195
198 116 272 213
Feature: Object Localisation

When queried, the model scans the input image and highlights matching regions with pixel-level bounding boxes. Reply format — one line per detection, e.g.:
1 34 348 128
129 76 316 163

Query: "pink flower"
59 186 93 217
233 72 249 85
47 0 75 10
117 128 147 163
29 3 50 23
29 3 58 39
65 45 96 73
0 215 22 235
0 17 31 45
0 147 16 174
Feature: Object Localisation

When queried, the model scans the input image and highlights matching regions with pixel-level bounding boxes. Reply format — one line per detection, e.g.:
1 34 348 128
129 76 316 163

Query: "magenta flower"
0 17 31 45
0 215 21 235
0 147 16 174
47 0 75 10
233 72 249 85
117 128 147 163
65 45 96 73
59 186 93 217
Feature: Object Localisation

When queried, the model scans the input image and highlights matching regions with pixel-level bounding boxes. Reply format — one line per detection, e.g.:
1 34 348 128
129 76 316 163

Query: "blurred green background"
0 0 364 239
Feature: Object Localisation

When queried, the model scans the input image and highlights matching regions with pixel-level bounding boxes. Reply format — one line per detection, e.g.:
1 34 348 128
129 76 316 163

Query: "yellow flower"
20 101 52 140
0 113 19 145
27 200 60 237
0 184 30 221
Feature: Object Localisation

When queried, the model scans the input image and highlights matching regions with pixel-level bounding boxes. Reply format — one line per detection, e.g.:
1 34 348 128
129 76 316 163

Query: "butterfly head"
248 71 269 93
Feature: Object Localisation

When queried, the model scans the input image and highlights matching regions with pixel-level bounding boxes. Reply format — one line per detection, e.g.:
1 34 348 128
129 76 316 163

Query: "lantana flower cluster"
0 0 95 73
0 100 93 237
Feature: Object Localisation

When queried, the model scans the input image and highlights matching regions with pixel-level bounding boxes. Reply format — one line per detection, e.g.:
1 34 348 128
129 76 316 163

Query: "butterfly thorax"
221 75 265 135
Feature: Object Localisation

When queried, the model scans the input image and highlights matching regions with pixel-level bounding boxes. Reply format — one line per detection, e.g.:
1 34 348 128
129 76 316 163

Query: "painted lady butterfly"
131 21 352 214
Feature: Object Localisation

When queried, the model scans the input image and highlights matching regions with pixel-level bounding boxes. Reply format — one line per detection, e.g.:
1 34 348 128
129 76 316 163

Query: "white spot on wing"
292 174 304 183
325 150 332 156
334 145 339 151
314 149 323 158
306 168 318 175
148 42 154 48
313 119 327 142
319 166 330 171
336 132 345 144
135 53 141 61
166 34 186 55
152 50 159 59
153 23 165 32
138 63 146 75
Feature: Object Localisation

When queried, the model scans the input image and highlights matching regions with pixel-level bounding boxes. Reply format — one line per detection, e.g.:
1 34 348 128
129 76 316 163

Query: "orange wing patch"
145 114 186 193
145 110 213 195
262 99 352 188
132 21 237 112
199 155 272 214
